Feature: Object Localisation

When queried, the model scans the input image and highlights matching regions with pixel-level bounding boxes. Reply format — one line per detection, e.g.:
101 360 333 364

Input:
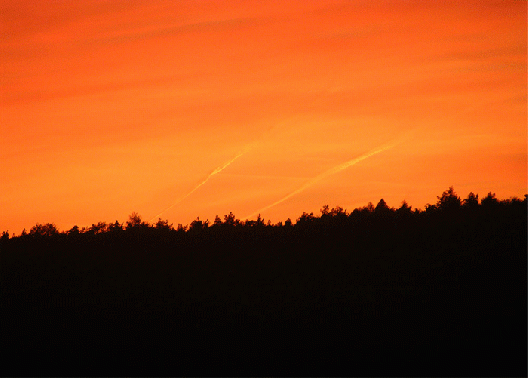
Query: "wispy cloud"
149 148 248 222
244 139 403 219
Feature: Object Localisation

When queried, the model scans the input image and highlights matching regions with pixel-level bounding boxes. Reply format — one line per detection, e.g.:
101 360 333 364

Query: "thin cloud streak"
149 149 246 222
244 140 402 220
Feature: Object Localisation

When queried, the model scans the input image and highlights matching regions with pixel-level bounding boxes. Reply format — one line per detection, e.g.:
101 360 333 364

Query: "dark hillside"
1 189 526 376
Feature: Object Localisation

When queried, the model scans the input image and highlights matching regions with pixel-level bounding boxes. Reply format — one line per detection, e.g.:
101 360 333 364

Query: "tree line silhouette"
1 187 526 376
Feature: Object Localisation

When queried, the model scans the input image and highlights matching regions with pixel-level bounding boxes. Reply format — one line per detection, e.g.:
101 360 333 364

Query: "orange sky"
1 0 526 233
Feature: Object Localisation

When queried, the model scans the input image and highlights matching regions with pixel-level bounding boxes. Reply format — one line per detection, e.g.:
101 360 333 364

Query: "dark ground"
1 193 526 376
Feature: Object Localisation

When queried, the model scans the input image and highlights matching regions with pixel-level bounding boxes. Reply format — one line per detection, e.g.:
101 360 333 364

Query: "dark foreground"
1 193 526 376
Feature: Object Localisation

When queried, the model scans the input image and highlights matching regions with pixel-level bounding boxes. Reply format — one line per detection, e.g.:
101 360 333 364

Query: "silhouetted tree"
296 211 315 226
126 212 148 229
352 202 374 218
436 186 461 212
223 212 239 227
397 200 412 216
189 217 208 231
88 221 108 235
424 202 437 214
374 198 391 214
329 206 346 217
155 218 172 230
108 220 123 232
67 225 80 235
213 215 223 226
463 192 479 209
255 214 265 227
29 223 59 237
481 192 499 207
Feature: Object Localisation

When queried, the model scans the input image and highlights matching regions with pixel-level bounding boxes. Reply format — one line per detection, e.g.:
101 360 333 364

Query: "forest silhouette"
1 187 526 376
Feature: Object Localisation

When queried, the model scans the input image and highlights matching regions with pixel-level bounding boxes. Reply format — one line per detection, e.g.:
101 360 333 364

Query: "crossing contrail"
149 150 246 222
244 140 399 219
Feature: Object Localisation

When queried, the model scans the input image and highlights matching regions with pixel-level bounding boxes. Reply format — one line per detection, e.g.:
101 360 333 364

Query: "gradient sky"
1 0 526 233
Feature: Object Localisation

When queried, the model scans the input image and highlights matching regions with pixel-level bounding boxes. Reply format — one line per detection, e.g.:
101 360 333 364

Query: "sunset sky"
1 0 526 233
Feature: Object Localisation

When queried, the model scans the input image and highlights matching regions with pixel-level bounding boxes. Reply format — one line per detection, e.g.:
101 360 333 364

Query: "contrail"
149 150 246 222
244 140 399 219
